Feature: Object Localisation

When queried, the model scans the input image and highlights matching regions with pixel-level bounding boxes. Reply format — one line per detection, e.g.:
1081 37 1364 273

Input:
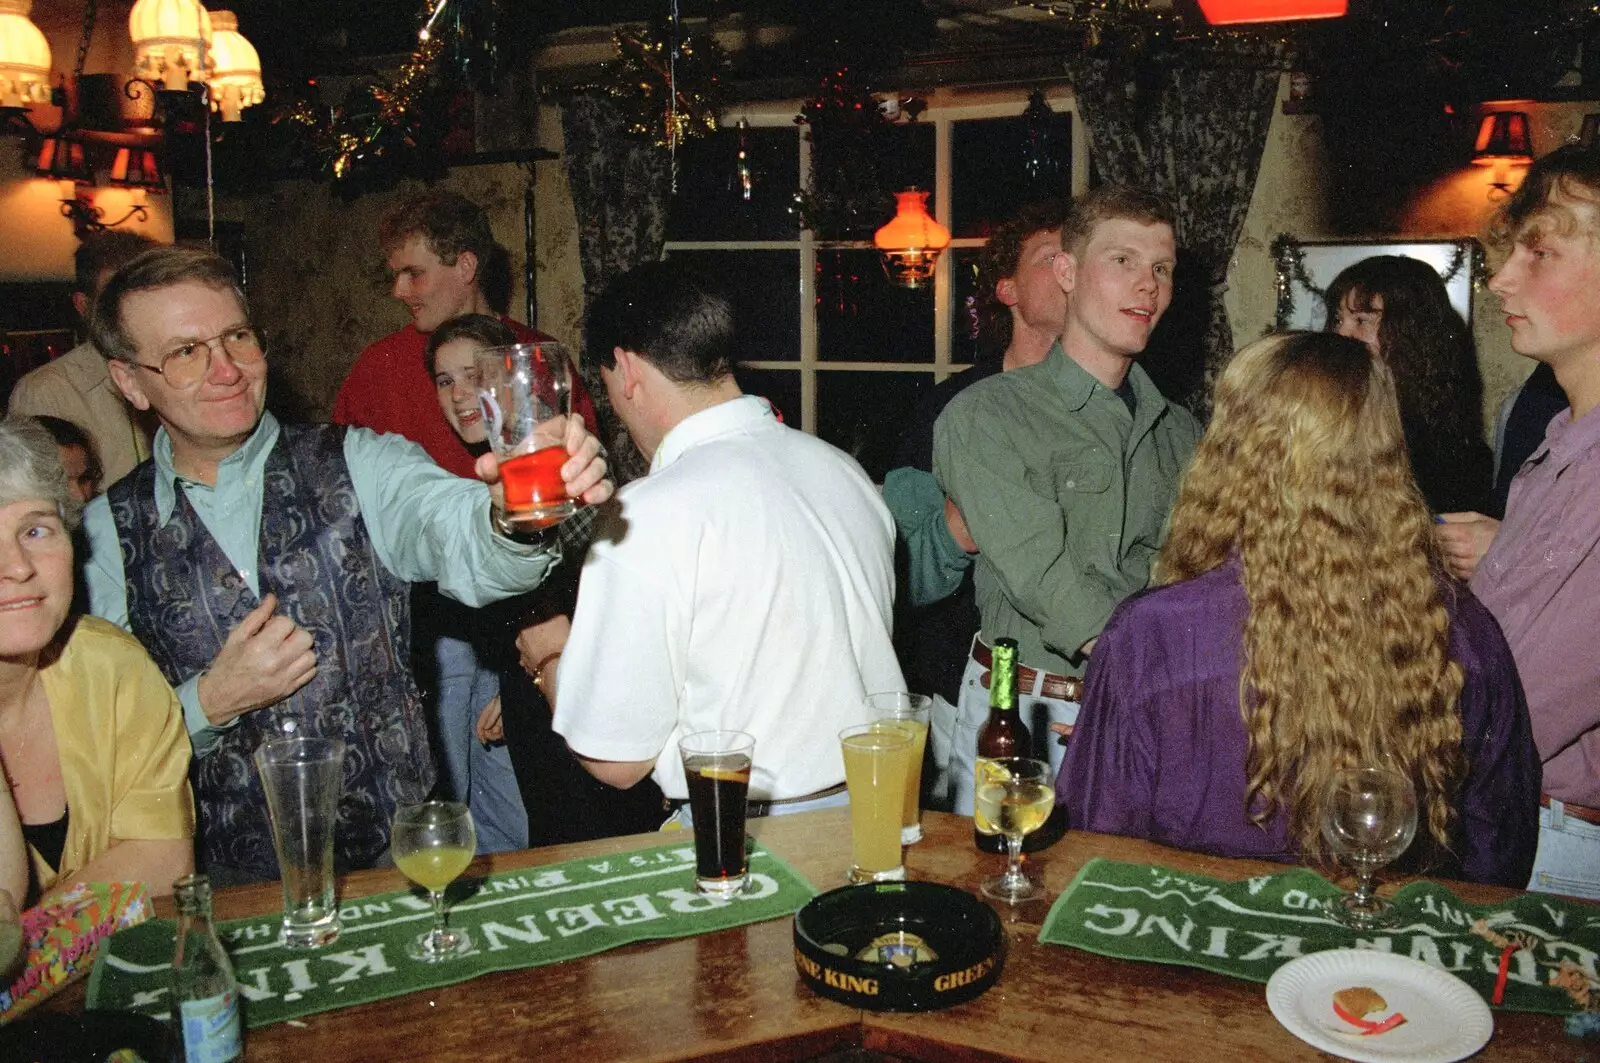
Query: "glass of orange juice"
475 341 577 534
840 723 914 883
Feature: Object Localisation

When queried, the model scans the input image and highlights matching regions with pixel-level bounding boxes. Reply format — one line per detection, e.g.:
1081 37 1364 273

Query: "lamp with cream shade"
206 11 262 121
0 0 50 111
129 0 212 92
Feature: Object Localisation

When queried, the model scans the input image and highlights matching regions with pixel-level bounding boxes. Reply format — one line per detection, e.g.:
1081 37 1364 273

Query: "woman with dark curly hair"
1324 255 1494 514
1056 332 1540 886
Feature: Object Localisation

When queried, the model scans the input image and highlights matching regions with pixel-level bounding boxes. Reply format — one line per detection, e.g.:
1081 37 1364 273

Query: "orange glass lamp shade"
0 0 51 109
206 11 263 122
1473 112 1534 165
111 147 166 190
129 0 211 91
1197 0 1347 24
36 135 91 183
874 189 951 289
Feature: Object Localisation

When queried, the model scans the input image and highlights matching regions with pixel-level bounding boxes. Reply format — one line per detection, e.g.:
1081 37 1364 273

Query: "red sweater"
333 320 598 480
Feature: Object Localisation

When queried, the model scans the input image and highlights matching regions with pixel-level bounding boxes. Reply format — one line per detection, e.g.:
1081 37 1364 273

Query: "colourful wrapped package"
0 881 152 1022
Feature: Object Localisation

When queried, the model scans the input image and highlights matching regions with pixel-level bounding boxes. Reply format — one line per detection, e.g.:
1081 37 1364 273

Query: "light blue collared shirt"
82 412 559 755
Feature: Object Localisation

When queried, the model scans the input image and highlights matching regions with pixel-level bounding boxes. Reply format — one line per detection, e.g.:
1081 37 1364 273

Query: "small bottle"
171 874 243 1063
974 638 1031 854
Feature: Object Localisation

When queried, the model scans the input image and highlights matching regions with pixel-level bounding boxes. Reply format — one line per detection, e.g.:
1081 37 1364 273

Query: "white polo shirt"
552 395 905 800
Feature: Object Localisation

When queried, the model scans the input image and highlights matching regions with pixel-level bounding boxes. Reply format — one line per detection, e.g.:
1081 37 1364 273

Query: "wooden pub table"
77 810 1582 1061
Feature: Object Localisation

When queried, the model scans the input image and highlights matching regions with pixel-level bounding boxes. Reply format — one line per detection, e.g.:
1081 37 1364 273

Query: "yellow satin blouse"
29 616 196 893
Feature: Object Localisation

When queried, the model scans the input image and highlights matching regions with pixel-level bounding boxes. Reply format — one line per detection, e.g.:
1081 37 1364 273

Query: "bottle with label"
974 638 1031 854
171 874 243 1063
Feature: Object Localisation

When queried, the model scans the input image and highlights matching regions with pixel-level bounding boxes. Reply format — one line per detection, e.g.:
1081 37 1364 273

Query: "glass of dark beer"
678 730 756 896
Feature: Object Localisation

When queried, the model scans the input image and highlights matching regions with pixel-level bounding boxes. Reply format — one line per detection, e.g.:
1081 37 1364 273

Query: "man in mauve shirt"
1438 144 1600 899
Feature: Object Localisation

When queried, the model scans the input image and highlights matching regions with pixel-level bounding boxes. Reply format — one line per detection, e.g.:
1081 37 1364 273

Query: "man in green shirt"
932 185 1200 816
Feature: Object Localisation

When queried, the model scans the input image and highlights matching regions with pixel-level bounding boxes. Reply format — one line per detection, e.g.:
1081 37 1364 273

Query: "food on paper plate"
1332 985 1407 1036
1333 986 1386 1018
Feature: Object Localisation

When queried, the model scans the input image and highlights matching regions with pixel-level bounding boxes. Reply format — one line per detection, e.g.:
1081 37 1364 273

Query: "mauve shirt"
1058 561 1541 887
1472 405 1600 809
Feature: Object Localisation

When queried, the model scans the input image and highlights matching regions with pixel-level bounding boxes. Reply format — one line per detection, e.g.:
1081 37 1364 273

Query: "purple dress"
1057 560 1541 886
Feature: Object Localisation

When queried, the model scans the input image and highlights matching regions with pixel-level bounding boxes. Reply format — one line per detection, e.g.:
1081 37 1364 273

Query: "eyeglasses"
132 325 265 389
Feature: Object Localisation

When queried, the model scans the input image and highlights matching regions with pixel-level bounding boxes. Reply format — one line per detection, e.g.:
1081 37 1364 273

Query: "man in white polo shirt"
545 261 905 815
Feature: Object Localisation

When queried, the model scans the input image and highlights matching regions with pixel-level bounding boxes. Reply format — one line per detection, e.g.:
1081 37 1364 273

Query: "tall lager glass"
840 723 914 883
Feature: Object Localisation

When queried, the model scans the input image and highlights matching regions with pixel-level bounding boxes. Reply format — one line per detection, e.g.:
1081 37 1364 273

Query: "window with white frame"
663 88 1088 480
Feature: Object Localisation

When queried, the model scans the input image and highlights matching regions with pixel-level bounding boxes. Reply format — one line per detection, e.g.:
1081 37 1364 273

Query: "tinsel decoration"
793 67 896 239
280 34 444 180
598 17 726 149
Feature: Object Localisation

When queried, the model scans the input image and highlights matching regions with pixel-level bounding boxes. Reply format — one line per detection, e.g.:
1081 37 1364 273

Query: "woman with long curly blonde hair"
1056 333 1540 885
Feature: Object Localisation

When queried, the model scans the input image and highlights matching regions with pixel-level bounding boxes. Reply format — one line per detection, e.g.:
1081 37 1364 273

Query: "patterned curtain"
1070 59 1281 413
560 94 672 482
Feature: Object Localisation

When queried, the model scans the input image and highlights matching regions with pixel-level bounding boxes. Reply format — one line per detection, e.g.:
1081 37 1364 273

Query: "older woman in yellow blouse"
0 417 194 907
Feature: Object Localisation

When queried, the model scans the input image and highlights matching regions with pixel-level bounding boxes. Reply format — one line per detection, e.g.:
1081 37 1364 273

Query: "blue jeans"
431 633 528 854
1528 800 1600 901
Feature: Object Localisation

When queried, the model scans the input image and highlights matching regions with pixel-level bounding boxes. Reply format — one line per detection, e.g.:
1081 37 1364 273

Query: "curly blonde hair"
1157 332 1464 863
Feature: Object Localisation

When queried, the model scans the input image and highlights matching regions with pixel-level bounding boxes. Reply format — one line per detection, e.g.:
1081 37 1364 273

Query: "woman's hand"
517 615 572 679
476 696 504 744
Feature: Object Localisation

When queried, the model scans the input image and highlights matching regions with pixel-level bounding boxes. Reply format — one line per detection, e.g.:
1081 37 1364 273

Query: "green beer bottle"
974 638 1030 854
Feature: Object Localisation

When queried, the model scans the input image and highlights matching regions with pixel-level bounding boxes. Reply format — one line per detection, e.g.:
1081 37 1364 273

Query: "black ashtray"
793 881 1004 1012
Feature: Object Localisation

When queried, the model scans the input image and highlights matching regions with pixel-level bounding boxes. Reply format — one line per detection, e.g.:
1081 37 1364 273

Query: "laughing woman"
0 417 194 905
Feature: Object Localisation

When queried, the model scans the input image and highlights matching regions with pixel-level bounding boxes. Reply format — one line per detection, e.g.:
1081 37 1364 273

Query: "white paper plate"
1265 949 1494 1063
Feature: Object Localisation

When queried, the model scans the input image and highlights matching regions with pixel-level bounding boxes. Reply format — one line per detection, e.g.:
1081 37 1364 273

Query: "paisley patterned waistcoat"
109 424 434 880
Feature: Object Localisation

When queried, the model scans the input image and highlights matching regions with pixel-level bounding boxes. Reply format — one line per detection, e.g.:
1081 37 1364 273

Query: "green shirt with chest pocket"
933 341 1200 677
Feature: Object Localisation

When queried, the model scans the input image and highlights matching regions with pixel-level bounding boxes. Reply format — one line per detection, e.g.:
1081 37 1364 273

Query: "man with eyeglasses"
76 246 613 883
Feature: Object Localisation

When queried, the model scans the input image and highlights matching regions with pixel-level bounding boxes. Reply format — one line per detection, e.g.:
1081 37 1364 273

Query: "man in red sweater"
333 189 595 476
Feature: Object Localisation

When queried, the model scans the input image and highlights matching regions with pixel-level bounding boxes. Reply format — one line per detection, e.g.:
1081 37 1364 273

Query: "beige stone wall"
219 102 586 421
1226 83 1594 435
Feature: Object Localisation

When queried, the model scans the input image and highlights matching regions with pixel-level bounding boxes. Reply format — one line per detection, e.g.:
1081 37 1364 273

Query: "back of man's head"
75 231 159 300
1059 184 1174 258
586 261 736 386
380 190 495 269
90 246 246 363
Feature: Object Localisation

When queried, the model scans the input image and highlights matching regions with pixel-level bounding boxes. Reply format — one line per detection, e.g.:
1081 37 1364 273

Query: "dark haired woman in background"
1325 255 1494 515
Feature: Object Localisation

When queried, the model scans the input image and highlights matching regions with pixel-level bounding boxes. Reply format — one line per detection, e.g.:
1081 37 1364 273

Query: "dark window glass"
878 121 936 205
666 125 800 241
951 112 1073 238
817 370 935 482
664 250 800 362
735 367 802 428
815 249 934 364
949 246 987 367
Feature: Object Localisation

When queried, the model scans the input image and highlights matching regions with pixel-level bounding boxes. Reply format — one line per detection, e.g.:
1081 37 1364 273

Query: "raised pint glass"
255 736 344 948
475 342 576 534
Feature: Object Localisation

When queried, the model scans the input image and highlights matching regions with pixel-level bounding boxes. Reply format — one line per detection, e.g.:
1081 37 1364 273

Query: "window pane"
949 246 987 367
735 367 801 428
817 370 935 483
666 126 800 241
879 122 935 201
816 249 934 364
665 250 800 361
951 112 1073 238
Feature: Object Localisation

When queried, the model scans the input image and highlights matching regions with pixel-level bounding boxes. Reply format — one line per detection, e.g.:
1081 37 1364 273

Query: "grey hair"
0 417 84 530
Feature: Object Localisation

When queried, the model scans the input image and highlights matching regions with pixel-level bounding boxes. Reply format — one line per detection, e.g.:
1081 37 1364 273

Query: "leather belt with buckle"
1541 794 1600 827
971 640 1083 703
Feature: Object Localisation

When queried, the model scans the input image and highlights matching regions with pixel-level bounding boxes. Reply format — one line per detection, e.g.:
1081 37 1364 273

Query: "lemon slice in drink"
975 758 1013 786
697 767 750 783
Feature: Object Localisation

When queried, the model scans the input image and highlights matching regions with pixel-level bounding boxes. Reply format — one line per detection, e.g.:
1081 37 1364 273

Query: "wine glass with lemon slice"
392 800 477 962
974 758 1054 903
